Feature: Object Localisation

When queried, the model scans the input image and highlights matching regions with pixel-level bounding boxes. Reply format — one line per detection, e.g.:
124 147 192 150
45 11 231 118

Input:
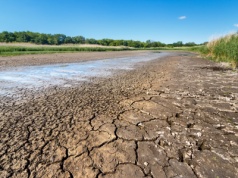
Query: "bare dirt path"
0 52 238 178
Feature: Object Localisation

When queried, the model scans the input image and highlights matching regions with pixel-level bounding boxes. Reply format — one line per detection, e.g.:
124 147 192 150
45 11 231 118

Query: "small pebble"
144 162 149 166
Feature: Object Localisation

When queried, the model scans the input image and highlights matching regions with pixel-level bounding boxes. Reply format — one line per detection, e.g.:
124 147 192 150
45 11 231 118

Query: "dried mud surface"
0 53 238 178
0 51 147 70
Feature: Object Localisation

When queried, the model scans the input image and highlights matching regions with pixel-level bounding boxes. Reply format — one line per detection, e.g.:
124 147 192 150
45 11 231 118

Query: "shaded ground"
0 52 238 178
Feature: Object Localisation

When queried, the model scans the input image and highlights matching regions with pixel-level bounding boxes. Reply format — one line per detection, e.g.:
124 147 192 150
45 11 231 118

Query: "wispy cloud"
178 16 186 20
234 24 238 27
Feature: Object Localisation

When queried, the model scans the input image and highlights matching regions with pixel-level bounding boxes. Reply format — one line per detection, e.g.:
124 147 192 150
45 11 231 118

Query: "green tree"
172 41 183 47
0 31 16 42
184 42 197 46
64 36 73 44
72 36 85 44
15 31 31 42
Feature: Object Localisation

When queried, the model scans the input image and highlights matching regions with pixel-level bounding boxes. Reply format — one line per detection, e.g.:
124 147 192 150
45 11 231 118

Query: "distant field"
0 42 130 48
0 43 199 57
0 43 133 56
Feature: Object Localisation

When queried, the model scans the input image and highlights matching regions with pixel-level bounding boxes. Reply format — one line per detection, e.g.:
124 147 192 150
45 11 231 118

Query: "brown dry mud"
0 51 147 69
0 52 238 178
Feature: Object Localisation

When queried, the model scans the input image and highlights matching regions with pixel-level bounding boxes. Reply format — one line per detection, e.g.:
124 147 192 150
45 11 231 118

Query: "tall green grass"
197 33 238 68
0 46 131 56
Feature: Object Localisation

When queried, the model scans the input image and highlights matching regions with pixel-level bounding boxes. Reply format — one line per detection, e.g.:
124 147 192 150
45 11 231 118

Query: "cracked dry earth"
1 53 238 178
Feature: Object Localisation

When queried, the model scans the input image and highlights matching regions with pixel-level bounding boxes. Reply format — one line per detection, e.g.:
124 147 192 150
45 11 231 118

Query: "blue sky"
0 0 237 43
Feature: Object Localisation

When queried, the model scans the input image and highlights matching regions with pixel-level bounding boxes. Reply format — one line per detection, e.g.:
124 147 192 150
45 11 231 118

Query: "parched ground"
0 51 145 69
0 52 238 178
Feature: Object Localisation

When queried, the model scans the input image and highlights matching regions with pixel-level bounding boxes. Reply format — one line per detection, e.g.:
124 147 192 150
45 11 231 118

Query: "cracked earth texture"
0 52 238 178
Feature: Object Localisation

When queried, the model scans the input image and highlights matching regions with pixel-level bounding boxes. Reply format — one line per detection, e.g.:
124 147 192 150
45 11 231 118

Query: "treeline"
0 31 200 48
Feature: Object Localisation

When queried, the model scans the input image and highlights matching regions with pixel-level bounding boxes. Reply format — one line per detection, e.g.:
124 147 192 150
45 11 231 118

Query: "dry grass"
200 33 238 68
0 42 131 49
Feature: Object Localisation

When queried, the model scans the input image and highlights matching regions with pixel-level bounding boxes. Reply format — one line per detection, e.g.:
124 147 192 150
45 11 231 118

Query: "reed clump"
205 33 238 68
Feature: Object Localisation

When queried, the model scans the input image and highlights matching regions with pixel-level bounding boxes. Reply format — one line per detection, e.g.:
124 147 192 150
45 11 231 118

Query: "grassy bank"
192 33 238 68
0 45 193 57
0 46 132 56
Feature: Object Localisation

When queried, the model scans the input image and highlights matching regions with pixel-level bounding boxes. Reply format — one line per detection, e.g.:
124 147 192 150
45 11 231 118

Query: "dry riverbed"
0 51 146 69
0 51 238 178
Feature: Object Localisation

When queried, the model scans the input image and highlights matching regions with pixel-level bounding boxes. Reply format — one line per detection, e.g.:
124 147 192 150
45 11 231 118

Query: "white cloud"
234 24 238 27
178 16 186 20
